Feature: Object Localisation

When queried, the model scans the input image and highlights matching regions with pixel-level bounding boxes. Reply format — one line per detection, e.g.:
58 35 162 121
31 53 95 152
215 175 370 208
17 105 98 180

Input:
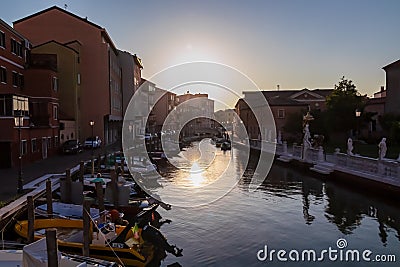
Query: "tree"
379 113 400 144
283 110 306 142
326 76 365 134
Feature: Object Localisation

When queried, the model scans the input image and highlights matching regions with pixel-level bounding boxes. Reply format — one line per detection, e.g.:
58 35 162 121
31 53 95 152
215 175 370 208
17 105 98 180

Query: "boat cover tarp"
23 238 61 267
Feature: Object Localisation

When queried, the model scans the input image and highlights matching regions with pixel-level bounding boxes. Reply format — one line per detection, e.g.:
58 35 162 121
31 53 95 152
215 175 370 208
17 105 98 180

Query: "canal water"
153 139 399 266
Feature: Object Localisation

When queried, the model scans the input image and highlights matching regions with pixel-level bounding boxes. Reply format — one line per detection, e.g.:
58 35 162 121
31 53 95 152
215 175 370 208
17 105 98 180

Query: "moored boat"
221 141 231 151
14 218 154 267
0 238 119 267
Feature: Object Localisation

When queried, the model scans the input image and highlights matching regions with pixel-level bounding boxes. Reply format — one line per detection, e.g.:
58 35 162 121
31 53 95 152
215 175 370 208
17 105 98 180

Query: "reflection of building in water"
247 162 400 245
324 182 400 244
324 183 366 235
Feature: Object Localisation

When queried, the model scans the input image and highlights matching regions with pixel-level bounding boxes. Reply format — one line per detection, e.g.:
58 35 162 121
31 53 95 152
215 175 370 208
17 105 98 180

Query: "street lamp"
89 120 95 157
14 110 24 194
355 109 361 140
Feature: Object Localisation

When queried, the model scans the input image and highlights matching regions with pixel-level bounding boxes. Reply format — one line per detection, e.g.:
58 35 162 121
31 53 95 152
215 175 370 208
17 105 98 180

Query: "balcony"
30 114 51 127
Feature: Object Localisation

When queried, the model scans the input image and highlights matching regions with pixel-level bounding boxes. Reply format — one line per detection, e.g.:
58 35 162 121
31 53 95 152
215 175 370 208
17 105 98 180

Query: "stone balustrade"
240 138 400 188
292 144 303 160
332 151 400 186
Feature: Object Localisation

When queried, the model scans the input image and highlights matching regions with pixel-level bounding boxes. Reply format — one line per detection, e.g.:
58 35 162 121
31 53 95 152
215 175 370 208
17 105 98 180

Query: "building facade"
31 40 81 143
150 88 178 134
177 92 215 137
14 6 123 145
119 50 142 117
0 18 59 167
236 89 333 141
382 59 400 115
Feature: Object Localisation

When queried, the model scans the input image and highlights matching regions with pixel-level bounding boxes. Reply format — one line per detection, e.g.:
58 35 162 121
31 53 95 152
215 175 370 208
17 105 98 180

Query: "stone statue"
303 124 312 148
302 111 314 160
347 138 354 156
378 137 387 160
277 130 282 144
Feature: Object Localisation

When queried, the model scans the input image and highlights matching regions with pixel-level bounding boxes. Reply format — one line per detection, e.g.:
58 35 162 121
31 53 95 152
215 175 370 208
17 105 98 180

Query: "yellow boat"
14 218 154 267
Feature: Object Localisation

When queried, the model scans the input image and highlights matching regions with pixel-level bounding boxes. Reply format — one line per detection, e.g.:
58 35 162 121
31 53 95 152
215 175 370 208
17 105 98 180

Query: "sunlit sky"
2 0 400 103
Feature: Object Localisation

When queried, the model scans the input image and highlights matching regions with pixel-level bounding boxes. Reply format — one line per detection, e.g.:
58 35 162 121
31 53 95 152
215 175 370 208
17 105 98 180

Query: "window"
0 95 12 116
277 109 285 119
11 39 23 57
53 105 58 120
18 74 24 89
0 67 6 83
12 72 18 87
11 72 24 88
12 96 29 116
0 31 5 48
21 140 27 155
11 39 16 54
31 138 37 153
52 77 58 91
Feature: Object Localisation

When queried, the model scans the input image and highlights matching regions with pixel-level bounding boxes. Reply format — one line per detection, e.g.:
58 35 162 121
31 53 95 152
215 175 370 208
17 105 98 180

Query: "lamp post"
14 110 24 194
355 109 361 140
89 120 95 157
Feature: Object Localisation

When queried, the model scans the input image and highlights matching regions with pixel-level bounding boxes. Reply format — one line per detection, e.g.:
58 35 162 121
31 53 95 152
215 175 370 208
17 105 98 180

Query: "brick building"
236 89 332 141
14 6 123 145
177 92 215 137
0 18 59 168
383 59 400 115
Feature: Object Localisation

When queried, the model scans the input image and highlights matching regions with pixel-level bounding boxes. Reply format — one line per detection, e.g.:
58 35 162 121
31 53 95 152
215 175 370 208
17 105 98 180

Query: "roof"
366 97 386 105
14 6 102 29
0 18 30 42
133 54 143 69
33 40 80 54
243 88 333 106
13 6 118 54
266 95 309 106
382 59 400 70
140 78 153 85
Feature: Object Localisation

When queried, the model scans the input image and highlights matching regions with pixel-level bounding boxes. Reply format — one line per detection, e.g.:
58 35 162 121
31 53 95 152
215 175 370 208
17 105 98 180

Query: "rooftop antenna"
64 4 68 10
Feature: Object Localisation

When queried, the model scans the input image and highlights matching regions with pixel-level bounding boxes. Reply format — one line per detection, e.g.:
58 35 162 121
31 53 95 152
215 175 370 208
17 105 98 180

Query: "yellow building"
32 40 81 143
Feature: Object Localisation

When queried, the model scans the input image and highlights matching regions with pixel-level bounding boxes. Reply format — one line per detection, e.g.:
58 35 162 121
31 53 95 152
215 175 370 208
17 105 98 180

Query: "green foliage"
326 76 365 133
283 110 303 134
379 113 400 144
309 109 329 139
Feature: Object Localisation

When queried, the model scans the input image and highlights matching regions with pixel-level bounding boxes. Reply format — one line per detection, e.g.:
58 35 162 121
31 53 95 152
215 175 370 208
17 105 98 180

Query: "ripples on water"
154 140 400 266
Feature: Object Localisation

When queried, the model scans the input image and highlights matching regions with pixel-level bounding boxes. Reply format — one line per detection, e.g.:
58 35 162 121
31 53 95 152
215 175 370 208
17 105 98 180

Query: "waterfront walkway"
0 143 121 203
241 139 400 196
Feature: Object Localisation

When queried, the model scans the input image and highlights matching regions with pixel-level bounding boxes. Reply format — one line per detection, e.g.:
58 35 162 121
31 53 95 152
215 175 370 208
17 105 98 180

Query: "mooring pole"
46 228 58 267
46 179 53 218
82 199 91 257
27 195 34 243
65 168 72 204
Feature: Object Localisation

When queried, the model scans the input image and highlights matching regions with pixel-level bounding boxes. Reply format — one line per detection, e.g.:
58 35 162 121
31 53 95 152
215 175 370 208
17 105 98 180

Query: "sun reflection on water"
189 161 205 187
